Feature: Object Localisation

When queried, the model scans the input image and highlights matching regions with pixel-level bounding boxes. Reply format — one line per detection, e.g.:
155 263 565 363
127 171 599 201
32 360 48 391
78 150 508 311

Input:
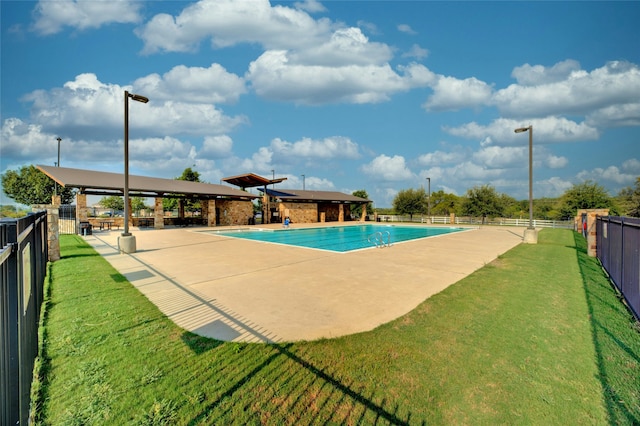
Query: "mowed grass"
33 229 640 425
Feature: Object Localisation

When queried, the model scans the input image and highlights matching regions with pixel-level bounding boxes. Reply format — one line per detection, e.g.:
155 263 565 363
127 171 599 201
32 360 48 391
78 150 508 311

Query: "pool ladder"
368 231 391 248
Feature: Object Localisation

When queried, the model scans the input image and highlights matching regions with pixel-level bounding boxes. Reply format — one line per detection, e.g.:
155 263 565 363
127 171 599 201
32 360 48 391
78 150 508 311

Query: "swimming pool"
205 224 467 252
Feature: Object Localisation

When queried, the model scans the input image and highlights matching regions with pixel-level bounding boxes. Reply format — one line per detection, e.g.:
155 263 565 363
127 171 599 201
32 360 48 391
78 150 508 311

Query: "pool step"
368 231 391 248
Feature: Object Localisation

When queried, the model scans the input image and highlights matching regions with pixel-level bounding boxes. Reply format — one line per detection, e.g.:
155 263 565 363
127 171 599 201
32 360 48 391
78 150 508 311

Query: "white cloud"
397 24 417 35
134 63 246 104
511 59 581 86
472 146 526 169
294 0 327 13
247 51 434 104
545 155 568 169
136 0 334 54
32 0 141 35
289 27 393 66
533 176 574 198
270 136 360 160
200 135 234 158
402 44 429 60
21 73 247 140
416 150 466 167
577 165 638 185
586 102 640 127
494 61 640 118
622 158 640 173
361 154 414 181
444 116 599 145
423 76 493 111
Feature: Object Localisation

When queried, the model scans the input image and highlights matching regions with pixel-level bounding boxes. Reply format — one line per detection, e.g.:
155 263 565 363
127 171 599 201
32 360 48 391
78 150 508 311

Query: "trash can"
79 221 92 236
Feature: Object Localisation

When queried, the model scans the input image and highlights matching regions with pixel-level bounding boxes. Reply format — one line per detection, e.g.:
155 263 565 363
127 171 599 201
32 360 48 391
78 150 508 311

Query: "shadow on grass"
574 232 640 425
183 334 414 425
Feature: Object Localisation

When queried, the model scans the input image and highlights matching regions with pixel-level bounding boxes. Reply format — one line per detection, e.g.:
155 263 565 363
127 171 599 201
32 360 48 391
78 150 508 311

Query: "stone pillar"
320 212 326 222
576 209 609 257
338 204 344 222
47 207 60 262
51 195 61 207
76 193 88 223
206 199 217 227
154 197 164 229
450 213 455 224
361 204 367 221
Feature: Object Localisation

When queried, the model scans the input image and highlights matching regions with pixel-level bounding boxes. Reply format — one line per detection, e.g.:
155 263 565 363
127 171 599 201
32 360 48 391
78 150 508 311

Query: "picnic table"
98 220 116 231
138 218 154 228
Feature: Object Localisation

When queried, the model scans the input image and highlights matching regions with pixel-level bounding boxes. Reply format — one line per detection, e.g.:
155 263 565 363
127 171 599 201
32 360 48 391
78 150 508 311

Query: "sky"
1 0 639 208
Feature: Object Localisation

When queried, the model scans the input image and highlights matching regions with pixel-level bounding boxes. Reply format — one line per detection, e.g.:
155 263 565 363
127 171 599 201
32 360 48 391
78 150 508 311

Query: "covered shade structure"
38 165 257 229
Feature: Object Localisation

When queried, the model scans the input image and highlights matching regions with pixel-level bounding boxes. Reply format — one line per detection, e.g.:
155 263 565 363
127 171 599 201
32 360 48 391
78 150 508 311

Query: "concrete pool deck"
83 223 526 343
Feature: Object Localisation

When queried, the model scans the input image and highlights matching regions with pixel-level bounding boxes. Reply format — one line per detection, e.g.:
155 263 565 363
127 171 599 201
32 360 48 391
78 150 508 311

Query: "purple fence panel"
597 216 640 321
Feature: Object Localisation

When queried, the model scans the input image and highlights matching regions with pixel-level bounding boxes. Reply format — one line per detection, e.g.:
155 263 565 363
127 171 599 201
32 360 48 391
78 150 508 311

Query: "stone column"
450 213 455 224
338 204 344 222
47 207 60 262
154 197 164 229
207 199 216 227
360 204 367 221
76 193 88 223
51 195 61 207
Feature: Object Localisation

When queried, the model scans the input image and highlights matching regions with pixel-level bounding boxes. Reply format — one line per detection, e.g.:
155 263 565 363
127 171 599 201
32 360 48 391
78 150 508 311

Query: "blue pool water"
207 224 466 253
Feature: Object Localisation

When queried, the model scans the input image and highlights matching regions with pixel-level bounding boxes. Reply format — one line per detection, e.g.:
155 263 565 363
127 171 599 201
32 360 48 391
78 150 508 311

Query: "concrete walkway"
83 223 526 343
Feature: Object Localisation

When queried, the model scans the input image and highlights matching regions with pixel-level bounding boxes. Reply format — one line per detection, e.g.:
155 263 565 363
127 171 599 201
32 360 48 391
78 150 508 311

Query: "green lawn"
32 229 640 425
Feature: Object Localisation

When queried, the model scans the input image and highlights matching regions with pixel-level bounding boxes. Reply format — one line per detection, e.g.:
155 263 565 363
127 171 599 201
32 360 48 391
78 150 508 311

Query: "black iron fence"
1 211 48 425
596 216 640 321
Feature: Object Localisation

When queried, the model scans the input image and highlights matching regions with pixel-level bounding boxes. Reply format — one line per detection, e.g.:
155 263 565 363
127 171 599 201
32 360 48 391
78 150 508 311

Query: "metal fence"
59 204 76 234
373 215 574 229
1 211 48 425
596 216 640 321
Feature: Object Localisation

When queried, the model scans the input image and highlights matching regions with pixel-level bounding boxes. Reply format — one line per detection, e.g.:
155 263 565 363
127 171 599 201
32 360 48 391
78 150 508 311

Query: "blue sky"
1 0 639 208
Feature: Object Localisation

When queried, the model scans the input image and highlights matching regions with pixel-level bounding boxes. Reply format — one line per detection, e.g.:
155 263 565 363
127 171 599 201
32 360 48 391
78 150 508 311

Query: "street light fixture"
514 125 537 243
120 90 149 254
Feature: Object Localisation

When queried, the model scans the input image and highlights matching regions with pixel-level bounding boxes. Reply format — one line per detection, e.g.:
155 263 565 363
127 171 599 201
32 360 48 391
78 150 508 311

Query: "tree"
558 180 614 219
162 167 202 213
429 190 461 216
461 185 504 223
99 196 124 211
351 189 371 218
617 177 640 217
1 165 75 205
392 188 428 220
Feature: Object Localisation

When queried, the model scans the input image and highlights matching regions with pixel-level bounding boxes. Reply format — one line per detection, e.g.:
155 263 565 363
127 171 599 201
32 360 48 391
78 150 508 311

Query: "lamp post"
120 90 149 254
54 137 61 197
426 177 431 223
514 125 537 243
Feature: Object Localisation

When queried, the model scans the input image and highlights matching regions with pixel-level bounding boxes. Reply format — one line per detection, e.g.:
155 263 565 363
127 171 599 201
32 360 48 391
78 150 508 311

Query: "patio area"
83 223 525 343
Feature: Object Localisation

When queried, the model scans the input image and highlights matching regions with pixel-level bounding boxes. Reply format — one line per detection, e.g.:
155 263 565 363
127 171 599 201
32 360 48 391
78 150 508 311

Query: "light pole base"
523 228 538 244
118 234 137 253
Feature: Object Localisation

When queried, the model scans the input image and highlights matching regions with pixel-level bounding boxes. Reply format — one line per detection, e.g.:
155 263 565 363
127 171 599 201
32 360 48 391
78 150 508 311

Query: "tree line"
380 179 640 221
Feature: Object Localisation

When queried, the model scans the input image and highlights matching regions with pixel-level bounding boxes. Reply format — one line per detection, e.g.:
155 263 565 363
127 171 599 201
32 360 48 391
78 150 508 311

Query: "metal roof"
37 165 257 200
261 188 370 203
222 172 287 189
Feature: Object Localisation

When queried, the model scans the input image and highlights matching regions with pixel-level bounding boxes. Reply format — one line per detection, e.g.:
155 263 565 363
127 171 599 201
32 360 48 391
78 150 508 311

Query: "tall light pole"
120 90 149 254
54 137 61 197
426 177 431 222
301 174 305 190
514 125 537 243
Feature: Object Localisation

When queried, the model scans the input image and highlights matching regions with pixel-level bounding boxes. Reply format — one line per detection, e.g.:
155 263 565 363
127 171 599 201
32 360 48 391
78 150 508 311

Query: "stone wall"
216 200 253 226
279 202 318 223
